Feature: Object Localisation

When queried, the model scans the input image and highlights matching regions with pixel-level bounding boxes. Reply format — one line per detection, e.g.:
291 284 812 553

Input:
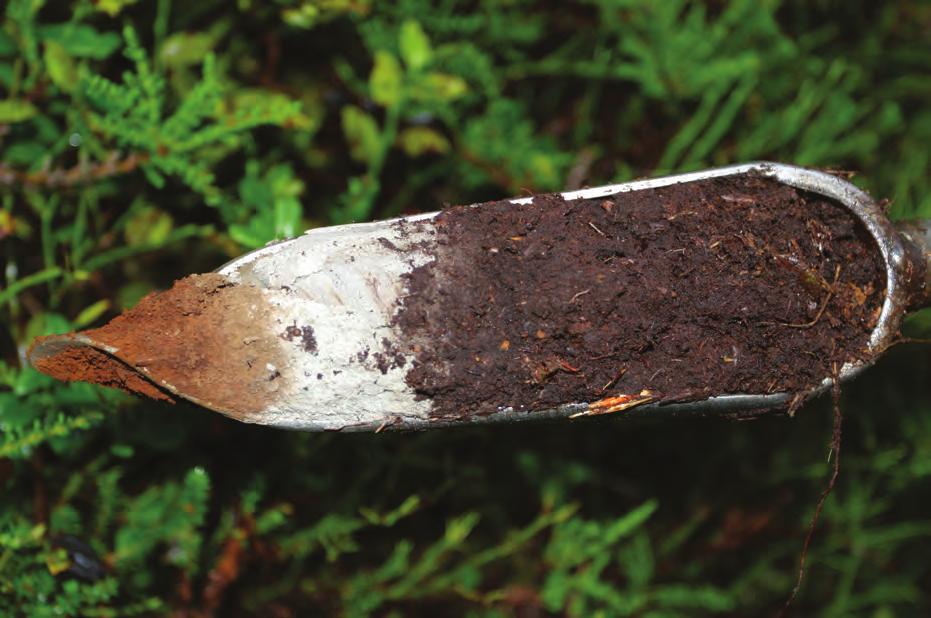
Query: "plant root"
780 363 844 616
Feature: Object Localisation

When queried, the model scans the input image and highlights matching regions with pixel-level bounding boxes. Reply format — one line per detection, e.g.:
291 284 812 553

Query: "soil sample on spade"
394 175 886 419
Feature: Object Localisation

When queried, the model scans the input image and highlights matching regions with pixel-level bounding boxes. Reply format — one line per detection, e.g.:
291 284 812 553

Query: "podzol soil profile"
28 163 931 431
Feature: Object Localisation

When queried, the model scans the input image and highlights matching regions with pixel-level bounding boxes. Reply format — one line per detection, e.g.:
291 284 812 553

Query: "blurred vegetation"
1 0 930 615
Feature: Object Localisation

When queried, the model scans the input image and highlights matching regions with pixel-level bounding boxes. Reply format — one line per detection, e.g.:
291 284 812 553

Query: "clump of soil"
395 175 885 419
30 274 285 420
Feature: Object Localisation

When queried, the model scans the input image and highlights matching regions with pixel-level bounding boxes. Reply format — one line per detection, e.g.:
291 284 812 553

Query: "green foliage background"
1 0 930 615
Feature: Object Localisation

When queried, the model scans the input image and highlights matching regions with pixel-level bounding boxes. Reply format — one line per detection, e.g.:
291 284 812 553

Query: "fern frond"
0 409 105 459
161 54 221 140
121 25 164 123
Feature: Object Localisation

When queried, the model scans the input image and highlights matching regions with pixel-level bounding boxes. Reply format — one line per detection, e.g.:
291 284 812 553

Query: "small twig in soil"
781 265 841 329
738 231 834 299
588 221 607 236
780 363 844 616
676 265 697 278
600 366 628 393
529 356 582 384
568 289 591 303
570 390 653 418
558 359 580 373
720 195 756 204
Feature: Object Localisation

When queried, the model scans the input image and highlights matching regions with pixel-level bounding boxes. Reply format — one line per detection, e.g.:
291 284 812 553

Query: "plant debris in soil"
393 174 885 419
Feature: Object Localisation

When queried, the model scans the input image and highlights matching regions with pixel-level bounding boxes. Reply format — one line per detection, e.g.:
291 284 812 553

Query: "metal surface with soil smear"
27 163 931 431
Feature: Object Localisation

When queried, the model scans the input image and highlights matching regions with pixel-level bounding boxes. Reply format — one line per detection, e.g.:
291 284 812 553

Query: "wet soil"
30 274 284 420
395 175 885 419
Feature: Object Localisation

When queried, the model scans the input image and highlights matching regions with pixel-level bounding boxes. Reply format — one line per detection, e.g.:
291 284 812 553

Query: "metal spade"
27 163 931 431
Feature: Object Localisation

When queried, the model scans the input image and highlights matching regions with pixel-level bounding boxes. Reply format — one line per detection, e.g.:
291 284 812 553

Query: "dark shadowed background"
1 1 930 615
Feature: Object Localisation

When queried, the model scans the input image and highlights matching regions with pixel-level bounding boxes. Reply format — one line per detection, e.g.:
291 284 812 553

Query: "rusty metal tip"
28 333 109 365
27 333 176 403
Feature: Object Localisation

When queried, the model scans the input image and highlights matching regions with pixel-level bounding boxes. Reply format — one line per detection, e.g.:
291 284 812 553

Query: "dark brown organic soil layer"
395 175 885 419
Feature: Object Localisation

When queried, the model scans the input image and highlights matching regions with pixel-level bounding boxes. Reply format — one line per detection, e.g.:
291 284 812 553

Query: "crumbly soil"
30 274 285 420
394 175 885 419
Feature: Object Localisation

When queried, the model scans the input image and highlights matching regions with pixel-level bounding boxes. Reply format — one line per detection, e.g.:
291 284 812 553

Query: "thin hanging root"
780 363 844 616
874 336 931 356
570 390 653 418
782 264 842 329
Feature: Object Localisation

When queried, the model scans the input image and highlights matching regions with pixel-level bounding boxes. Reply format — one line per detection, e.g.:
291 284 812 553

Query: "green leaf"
229 164 305 248
280 0 367 28
25 312 72 341
398 126 449 156
94 0 140 17
239 169 275 212
0 99 38 123
0 62 13 89
50 505 82 536
399 20 432 71
110 444 135 459
341 105 381 164
652 584 736 611
337 175 380 223
0 29 16 56
38 24 122 60
268 166 304 239
415 72 468 102
73 300 111 329
0 267 64 309
2 140 46 166
445 512 479 544
123 205 174 247
281 4 320 28
117 282 152 310
232 89 315 131
605 500 659 540
43 41 78 92
370 51 403 107
359 495 421 526
159 31 216 69
45 547 71 576
12 367 54 398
